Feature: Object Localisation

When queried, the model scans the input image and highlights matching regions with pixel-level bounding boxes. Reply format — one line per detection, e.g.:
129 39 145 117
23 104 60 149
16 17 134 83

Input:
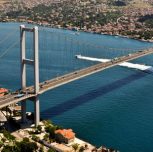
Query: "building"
55 129 75 144
0 88 8 97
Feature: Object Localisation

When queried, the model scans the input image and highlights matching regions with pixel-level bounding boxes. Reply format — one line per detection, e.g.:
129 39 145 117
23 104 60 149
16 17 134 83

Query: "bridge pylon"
20 25 40 126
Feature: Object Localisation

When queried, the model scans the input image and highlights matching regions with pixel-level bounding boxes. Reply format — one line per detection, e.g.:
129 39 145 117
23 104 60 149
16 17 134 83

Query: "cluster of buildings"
1 0 153 41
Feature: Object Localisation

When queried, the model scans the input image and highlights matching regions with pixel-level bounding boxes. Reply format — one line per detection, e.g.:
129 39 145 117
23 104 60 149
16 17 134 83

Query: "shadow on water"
41 71 150 118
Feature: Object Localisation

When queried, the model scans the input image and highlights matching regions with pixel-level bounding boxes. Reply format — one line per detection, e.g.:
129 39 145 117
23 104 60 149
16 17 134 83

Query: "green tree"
0 140 3 148
32 135 40 142
2 145 20 152
79 146 85 152
16 140 38 152
37 125 42 132
35 125 42 134
48 148 56 152
45 126 56 138
2 130 15 141
72 143 79 151
23 137 29 142
43 134 49 142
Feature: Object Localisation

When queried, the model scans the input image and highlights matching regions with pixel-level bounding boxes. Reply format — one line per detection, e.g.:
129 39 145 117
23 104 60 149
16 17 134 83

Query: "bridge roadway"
0 48 153 109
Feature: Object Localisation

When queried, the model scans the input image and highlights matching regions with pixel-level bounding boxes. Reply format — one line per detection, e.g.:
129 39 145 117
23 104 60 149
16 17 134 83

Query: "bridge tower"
20 25 40 126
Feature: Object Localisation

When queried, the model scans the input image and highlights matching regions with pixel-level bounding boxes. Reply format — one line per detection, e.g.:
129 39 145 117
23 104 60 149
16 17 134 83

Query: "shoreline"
0 108 119 152
1 20 153 43
30 22 153 43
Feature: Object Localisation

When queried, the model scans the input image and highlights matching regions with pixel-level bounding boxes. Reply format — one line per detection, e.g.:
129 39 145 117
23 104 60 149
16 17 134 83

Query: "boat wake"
75 55 153 73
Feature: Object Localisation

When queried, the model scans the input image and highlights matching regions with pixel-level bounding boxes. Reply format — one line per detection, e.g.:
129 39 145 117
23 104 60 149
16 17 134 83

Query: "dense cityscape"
0 0 153 41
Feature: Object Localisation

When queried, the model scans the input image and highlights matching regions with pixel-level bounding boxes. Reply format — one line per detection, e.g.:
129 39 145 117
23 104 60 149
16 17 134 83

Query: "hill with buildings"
0 0 153 41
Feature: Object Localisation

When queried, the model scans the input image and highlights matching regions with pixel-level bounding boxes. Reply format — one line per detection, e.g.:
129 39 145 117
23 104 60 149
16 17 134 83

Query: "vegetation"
43 134 50 142
138 31 153 40
0 0 122 28
45 125 56 138
0 140 3 148
109 0 127 6
32 135 40 142
39 146 44 152
121 30 153 40
44 120 62 140
1 137 38 152
1 130 15 141
35 125 42 134
1 0 153 41
0 120 63 152
47 148 56 152
139 14 153 28
72 143 79 151
79 146 85 152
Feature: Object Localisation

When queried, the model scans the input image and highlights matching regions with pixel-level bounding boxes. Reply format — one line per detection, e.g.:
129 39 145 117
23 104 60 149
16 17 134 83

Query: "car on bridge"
14 94 24 98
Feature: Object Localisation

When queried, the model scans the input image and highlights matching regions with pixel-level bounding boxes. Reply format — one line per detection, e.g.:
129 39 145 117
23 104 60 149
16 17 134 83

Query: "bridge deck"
0 48 153 109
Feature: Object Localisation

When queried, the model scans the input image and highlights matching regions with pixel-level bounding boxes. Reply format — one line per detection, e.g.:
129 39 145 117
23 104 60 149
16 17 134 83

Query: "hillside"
1 0 153 9
0 0 153 41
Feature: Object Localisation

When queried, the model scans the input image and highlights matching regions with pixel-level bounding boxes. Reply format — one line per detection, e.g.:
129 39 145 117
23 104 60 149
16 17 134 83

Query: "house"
0 88 8 97
55 129 75 144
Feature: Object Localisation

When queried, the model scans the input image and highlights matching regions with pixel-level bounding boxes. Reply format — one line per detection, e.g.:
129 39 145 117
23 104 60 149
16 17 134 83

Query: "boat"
75 54 81 58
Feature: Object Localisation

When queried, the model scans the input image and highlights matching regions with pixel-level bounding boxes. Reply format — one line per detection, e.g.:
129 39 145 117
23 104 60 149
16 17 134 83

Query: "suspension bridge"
0 24 153 126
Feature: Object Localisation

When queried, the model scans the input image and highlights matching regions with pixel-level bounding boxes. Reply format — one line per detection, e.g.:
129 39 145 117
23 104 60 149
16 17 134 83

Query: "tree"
16 140 38 152
72 143 79 151
45 126 56 138
79 146 85 152
43 120 53 126
48 148 56 152
2 130 15 141
0 140 3 148
2 145 20 152
35 125 42 134
43 134 50 142
32 135 40 142
23 137 29 142
37 125 42 132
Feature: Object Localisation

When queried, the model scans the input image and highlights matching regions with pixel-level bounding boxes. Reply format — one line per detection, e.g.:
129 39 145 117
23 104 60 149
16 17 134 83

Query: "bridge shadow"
41 71 150 119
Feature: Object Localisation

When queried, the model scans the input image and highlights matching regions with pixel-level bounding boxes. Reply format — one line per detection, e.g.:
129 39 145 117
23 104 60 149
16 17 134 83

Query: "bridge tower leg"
33 26 40 126
20 25 27 124
20 25 40 126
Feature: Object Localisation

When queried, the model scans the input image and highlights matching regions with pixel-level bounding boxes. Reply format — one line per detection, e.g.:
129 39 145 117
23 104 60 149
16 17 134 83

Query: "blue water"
1 23 153 152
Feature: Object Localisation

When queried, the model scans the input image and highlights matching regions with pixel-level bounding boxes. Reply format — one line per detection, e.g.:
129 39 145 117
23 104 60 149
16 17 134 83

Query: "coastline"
33 22 153 43
1 20 153 43
0 107 119 152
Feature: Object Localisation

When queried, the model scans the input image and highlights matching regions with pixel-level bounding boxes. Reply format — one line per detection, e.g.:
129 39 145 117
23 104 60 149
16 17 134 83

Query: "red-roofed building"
0 88 8 97
55 129 75 144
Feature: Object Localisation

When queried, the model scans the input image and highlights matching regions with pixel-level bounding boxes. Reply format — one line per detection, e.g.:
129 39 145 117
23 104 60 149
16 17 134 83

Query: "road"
0 48 153 109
